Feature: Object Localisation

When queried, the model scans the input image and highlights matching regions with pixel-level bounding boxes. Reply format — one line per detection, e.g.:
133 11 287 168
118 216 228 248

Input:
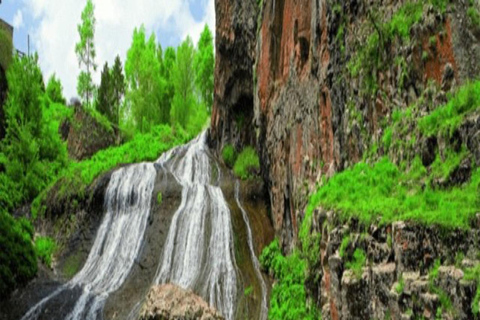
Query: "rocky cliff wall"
211 0 480 250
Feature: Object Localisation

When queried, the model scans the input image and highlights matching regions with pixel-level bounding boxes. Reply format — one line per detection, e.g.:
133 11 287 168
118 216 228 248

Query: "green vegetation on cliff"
233 147 260 180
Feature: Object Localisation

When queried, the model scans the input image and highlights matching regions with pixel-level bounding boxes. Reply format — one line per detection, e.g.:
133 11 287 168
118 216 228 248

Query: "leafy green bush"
46 74 66 104
35 236 56 267
222 144 237 168
233 147 260 180
260 239 319 320
306 157 480 229
0 210 37 299
419 81 480 137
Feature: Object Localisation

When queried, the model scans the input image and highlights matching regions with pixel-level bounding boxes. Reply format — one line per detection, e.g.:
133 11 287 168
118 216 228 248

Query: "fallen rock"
139 284 224 320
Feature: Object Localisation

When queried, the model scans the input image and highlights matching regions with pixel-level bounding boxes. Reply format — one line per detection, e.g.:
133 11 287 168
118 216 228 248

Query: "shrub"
233 146 260 180
35 236 56 267
0 211 37 299
260 239 319 320
222 144 237 168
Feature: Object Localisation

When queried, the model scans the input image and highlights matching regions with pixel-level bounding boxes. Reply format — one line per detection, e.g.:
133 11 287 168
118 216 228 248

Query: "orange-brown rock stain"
423 19 458 84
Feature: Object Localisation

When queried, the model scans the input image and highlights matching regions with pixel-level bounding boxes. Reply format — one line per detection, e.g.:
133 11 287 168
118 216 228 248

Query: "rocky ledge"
139 284 225 320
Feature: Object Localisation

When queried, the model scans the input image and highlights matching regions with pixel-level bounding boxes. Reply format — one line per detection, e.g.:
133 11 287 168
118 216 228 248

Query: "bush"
35 236 56 267
233 146 260 180
259 239 319 320
222 144 237 168
0 211 37 299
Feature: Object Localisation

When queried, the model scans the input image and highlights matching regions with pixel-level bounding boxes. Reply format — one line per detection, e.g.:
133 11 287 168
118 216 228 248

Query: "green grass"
233 146 260 180
260 239 320 320
306 156 480 229
419 81 480 137
464 263 480 314
62 252 83 278
468 0 480 26
222 144 237 168
339 234 350 258
32 124 197 218
346 249 366 279
244 285 253 297
35 236 56 267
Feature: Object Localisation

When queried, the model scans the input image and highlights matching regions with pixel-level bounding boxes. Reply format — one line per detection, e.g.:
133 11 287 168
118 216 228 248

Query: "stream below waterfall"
7 132 274 320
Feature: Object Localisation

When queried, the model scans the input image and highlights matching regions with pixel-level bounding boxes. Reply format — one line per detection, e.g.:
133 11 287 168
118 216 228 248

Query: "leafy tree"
75 0 97 106
111 55 125 126
193 25 214 113
170 37 196 128
96 62 113 121
125 26 166 132
160 46 176 121
46 74 66 104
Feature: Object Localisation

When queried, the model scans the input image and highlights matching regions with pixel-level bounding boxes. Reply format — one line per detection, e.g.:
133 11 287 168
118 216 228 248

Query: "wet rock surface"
139 284 225 320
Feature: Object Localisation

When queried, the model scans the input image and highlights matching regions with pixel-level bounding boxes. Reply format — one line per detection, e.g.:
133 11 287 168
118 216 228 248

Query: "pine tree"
111 55 125 127
75 0 97 106
96 62 113 121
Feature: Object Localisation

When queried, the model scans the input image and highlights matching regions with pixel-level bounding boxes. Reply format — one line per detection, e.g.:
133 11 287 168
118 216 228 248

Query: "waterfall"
235 181 268 320
20 131 266 320
21 163 157 320
154 131 238 320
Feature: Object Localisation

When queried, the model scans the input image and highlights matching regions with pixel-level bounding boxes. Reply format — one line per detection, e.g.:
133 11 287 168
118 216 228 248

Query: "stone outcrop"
209 0 259 152
309 209 480 320
65 104 116 160
139 284 225 320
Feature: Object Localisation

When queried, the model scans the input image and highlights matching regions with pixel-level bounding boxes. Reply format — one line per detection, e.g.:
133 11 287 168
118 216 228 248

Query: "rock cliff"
211 0 480 318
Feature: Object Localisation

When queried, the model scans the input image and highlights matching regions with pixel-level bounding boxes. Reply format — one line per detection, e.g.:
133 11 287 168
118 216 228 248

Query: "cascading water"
21 163 156 320
154 131 238 320
235 181 268 320
19 131 267 320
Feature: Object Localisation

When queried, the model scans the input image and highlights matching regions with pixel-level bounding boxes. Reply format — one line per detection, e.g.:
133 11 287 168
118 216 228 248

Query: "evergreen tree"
96 62 113 121
193 25 214 113
75 0 97 106
111 55 125 127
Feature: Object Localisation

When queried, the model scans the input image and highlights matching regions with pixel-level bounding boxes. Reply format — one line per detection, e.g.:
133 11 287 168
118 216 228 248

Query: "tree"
193 25 214 113
46 74 66 104
75 0 97 106
125 26 165 132
170 37 196 128
161 46 176 120
111 55 125 127
96 62 113 121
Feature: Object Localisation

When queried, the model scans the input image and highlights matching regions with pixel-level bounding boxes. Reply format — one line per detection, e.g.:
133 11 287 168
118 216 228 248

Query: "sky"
0 0 215 100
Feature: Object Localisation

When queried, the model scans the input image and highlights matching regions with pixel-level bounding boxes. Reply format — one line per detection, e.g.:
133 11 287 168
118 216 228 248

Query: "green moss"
244 285 253 297
346 249 366 279
222 144 237 168
35 236 56 267
339 234 350 258
468 0 480 26
0 29 13 71
157 192 162 205
233 147 260 180
395 274 405 294
62 252 83 278
419 81 480 137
